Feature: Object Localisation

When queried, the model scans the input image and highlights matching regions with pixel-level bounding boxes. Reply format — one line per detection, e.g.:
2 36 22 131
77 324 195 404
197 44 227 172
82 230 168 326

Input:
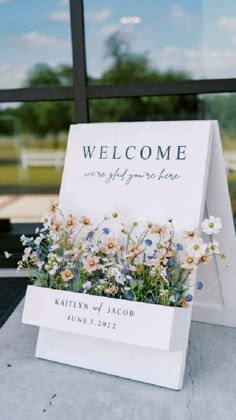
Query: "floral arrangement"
15 201 225 308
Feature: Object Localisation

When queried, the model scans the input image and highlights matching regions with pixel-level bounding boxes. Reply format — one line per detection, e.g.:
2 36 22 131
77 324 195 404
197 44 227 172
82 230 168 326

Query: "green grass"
0 164 63 185
0 134 67 159
227 172 236 182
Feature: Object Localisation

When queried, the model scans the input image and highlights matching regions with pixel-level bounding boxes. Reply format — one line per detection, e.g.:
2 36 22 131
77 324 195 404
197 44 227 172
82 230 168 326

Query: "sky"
1 0 236 89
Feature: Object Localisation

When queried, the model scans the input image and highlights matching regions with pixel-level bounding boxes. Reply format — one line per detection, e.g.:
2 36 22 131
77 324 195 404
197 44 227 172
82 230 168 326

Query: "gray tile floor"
0 298 236 420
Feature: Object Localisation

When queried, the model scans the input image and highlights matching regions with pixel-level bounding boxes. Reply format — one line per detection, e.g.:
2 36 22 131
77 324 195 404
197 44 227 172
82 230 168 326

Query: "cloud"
0 64 28 89
85 8 112 22
218 16 236 31
169 4 194 30
49 11 70 21
101 24 120 37
150 46 236 79
231 35 236 46
17 32 70 48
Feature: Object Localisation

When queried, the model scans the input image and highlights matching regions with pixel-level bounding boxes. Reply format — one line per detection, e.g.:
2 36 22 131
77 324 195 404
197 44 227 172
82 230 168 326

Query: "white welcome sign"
23 121 236 390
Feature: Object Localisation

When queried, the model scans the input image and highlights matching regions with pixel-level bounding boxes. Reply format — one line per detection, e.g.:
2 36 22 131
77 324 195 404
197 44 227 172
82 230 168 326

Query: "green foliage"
0 32 236 145
18 101 74 139
23 63 73 87
204 94 236 136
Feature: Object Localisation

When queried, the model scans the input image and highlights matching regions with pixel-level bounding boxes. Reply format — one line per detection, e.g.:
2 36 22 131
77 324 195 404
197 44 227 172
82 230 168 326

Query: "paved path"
0 195 58 223
0 300 236 420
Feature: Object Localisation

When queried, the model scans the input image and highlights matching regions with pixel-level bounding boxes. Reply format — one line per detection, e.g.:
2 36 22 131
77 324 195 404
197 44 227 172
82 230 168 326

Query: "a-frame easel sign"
24 120 236 390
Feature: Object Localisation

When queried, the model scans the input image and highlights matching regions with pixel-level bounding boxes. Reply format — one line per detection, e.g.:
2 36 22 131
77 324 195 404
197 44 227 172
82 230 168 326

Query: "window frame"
0 0 236 124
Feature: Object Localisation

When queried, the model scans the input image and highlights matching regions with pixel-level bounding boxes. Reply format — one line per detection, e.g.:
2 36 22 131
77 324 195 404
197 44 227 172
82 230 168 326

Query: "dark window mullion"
0 87 74 103
86 79 236 99
70 0 88 123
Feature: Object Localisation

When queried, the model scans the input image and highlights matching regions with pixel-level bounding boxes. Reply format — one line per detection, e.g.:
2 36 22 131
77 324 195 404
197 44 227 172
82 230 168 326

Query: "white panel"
22 286 190 351
192 122 236 325
36 327 186 390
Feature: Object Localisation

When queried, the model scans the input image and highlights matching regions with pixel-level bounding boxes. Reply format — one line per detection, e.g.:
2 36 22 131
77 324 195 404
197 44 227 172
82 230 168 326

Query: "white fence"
20 149 65 171
224 152 236 173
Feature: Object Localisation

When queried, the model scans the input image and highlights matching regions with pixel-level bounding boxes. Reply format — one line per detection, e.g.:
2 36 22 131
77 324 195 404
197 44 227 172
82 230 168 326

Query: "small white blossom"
40 213 52 228
83 281 92 291
186 238 207 258
24 247 32 256
51 244 60 251
20 235 33 246
201 216 222 235
34 234 44 246
49 267 57 276
4 251 12 259
208 240 219 254
37 261 44 269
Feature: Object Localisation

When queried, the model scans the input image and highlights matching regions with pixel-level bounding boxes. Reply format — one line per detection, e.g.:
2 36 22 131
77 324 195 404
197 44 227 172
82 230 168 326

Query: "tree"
23 63 73 87
18 64 74 147
89 32 200 123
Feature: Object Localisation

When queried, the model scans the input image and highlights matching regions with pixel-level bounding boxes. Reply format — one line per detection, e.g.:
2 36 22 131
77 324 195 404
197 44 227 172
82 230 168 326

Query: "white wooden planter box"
22 285 191 390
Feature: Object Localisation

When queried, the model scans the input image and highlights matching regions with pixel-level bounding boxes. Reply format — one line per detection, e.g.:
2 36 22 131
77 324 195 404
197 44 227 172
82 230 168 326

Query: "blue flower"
176 243 183 251
86 231 94 240
144 239 152 247
185 294 193 302
64 254 71 260
168 258 176 267
196 281 203 290
175 292 181 300
121 266 129 274
127 292 134 301
103 228 110 235
35 248 45 261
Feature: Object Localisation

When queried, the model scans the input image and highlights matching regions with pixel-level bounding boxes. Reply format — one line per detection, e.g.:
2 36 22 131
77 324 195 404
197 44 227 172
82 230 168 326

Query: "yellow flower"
83 255 100 273
79 216 92 226
100 237 121 255
49 199 58 214
65 215 77 230
127 243 144 259
104 286 118 295
61 269 74 282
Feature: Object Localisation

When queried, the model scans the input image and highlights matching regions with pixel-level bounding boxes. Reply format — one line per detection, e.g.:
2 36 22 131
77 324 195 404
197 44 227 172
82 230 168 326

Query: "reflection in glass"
0 0 72 88
0 101 74 222
84 0 236 83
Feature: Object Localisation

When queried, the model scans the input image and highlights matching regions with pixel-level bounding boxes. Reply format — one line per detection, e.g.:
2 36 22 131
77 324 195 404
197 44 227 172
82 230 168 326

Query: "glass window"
0 100 74 222
203 93 236 217
84 0 236 84
0 0 72 88
89 95 201 122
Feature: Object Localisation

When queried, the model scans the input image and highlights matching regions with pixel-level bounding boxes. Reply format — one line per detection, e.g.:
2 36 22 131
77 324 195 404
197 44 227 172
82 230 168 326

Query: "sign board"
28 120 235 390
59 120 236 327
59 121 211 229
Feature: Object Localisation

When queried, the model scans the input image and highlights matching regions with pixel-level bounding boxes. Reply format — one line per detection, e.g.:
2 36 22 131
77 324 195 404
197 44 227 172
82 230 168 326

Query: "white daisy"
208 240 219 254
186 238 207 258
201 216 222 235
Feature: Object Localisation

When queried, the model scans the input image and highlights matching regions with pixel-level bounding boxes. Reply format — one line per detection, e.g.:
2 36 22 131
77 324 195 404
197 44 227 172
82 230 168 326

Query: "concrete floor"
0 195 58 223
0 299 236 420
